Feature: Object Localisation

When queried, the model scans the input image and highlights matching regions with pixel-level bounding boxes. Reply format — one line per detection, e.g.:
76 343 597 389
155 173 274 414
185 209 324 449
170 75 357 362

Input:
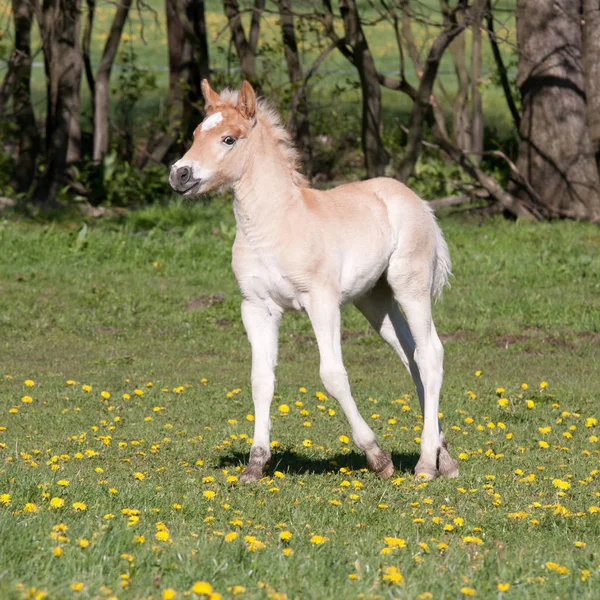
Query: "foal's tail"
431 218 452 300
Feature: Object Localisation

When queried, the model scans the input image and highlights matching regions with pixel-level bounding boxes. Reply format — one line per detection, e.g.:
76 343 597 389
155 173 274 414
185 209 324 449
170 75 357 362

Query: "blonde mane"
217 89 309 188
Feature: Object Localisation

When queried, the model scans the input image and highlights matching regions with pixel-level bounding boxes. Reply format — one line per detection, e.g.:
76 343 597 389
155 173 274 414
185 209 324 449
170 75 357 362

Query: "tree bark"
11 0 39 193
82 0 96 109
513 0 600 220
143 0 210 166
93 0 133 161
470 0 485 163
338 0 388 177
278 0 312 176
223 0 264 86
174 0 211 131
34 0 82 204
67 12 82 164
441 0 470 152
582 0 600 168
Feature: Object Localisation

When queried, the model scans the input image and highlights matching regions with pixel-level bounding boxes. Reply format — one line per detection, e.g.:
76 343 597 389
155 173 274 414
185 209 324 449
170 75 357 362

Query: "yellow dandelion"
191 581 212 595
310 535 327 545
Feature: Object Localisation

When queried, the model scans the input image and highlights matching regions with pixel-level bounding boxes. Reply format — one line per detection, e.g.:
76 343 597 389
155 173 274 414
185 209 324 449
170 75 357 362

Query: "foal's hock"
170 80 459 482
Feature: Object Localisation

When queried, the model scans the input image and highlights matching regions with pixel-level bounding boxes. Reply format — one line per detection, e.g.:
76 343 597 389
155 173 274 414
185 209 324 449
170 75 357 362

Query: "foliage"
1 208 599 598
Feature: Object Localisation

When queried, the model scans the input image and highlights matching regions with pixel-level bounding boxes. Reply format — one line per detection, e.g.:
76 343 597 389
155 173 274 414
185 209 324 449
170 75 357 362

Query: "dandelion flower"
310 535 327 545
191 581 212 595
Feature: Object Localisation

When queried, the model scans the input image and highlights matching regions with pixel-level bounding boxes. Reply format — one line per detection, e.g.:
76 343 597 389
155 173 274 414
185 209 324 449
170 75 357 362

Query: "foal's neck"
232 121 302 243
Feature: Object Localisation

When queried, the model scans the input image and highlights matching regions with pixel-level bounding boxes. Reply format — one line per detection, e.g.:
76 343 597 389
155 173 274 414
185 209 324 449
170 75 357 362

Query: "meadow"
1 199 599 599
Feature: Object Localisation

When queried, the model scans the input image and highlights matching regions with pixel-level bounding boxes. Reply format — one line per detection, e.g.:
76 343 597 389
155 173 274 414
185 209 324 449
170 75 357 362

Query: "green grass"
1 203 599 599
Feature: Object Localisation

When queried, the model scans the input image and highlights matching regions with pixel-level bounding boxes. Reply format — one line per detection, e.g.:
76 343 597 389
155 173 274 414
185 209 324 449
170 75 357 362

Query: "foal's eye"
222 136 236 146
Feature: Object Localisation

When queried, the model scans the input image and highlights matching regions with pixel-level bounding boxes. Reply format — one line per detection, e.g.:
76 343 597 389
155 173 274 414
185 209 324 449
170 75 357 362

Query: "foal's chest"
232 234 304 311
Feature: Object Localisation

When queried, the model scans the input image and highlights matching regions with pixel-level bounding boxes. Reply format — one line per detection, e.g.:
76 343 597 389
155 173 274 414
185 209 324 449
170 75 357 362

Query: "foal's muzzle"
169 165 201 194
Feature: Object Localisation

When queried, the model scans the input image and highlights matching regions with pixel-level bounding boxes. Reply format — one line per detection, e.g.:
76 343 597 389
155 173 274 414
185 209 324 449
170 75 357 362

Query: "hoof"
438 447 459 478
239 466 263 483
414 458 437 481
240 447 269 483
378 460 395 480
367 449 394 479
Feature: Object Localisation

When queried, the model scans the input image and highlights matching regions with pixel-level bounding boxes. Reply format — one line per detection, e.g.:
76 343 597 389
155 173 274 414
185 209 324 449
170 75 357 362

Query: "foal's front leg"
239 299 283 483
307 294 394 478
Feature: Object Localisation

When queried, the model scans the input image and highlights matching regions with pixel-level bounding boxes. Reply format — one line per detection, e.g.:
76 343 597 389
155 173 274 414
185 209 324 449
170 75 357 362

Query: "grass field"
1 201 599 599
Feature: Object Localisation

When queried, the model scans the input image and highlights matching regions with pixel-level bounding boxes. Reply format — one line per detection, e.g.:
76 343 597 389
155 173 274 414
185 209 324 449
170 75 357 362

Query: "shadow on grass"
218 449 420 476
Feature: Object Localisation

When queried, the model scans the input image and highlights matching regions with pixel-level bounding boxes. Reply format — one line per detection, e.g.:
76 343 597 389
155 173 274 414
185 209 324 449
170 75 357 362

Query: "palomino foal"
170 80 459 482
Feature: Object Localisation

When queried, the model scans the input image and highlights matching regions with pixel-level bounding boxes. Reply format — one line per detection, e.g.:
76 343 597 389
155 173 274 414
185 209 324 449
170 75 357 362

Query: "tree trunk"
449 32 470 152
34 0 82 204
470 0 484 163
174 0 211 132
582 0 600 168
67 12 82 164
223 0 264 86
513 0 600 220
143 0 210 166
11 0 39 193
278 0 312 176
441 1 470 152
82 0 96 110
93 0 133 161
339 0 388 178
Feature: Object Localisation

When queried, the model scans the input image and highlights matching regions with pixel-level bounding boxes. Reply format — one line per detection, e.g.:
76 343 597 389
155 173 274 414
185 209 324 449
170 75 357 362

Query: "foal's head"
169 80 257 195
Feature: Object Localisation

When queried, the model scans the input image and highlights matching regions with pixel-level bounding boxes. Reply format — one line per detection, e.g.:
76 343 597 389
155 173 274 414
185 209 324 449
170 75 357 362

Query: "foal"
170 80 459 482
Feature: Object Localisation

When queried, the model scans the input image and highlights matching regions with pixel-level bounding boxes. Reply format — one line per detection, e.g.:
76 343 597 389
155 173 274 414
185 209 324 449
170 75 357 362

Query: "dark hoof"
367 449 394 479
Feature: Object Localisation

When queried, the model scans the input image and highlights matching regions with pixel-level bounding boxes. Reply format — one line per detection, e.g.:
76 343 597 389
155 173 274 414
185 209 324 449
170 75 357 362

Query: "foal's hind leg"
306 293 394 478
356 279 458 480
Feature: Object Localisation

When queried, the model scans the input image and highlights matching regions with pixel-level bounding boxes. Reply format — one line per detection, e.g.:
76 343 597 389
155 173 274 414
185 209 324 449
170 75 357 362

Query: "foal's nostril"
177 166 191 185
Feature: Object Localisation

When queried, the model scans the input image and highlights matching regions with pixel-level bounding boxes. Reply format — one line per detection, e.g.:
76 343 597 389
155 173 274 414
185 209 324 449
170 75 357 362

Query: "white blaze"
201 112 223 132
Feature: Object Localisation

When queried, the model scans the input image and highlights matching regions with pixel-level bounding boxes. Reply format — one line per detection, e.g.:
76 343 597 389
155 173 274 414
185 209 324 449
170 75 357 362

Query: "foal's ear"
236 81 256 120
201 79 220 111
